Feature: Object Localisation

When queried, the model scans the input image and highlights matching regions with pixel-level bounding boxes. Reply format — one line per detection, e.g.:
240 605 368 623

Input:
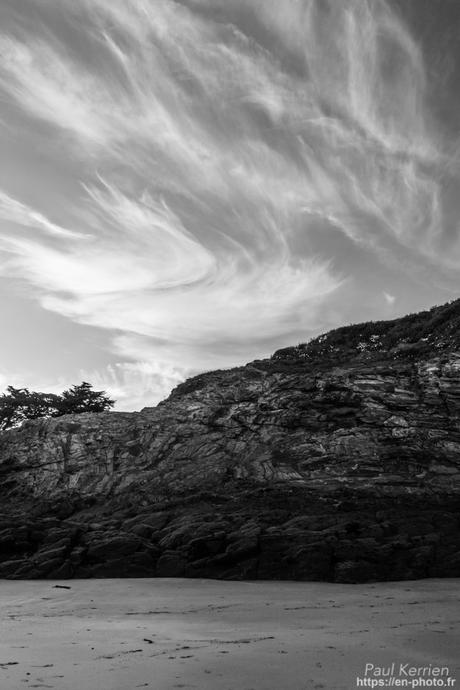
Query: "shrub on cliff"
0 382 114 431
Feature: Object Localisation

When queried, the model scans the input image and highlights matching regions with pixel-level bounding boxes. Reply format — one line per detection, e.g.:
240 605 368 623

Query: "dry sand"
0 578 459 690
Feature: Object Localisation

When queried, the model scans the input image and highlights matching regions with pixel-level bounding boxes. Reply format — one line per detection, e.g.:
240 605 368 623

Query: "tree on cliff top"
57 382 114 415
0 382 114 432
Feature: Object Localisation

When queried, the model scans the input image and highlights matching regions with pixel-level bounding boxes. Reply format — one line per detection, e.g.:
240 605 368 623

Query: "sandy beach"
0 578 459 690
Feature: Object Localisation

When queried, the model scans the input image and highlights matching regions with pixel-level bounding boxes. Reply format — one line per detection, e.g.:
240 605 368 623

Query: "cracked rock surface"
1 301 460 582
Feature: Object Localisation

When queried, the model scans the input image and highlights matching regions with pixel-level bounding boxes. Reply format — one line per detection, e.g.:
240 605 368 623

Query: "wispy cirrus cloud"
0 36 115 148
0 189 83 240
81 361 190 412
0 0 458 407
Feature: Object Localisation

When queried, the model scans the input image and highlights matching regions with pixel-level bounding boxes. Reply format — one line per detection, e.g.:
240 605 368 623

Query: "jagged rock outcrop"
1 300 460 582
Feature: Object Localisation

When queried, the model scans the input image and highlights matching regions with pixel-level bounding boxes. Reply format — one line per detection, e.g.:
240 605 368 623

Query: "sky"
0 0 459 410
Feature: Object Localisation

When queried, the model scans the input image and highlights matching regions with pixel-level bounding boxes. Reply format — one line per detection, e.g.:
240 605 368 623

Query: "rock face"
1 300 460 582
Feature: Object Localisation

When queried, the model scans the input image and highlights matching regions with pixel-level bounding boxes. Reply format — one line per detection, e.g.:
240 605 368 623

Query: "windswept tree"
0 382 114 432
56 382 115 416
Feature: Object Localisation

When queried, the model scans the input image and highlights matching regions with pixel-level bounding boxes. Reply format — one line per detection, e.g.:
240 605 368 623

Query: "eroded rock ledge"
1 304 460 582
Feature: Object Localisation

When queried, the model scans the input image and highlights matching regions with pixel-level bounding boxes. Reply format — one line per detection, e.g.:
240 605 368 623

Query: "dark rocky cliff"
1 300 460 582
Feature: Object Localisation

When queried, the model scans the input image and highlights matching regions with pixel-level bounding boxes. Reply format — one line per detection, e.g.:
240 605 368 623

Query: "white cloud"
0 36 116 148
0 0 456 407
383 291 396 305
80 361 190 411
0 189 84 239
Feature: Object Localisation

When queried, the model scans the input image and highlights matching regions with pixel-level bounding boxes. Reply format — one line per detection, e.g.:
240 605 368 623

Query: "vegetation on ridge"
272 299 460 364
0 382 114 432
